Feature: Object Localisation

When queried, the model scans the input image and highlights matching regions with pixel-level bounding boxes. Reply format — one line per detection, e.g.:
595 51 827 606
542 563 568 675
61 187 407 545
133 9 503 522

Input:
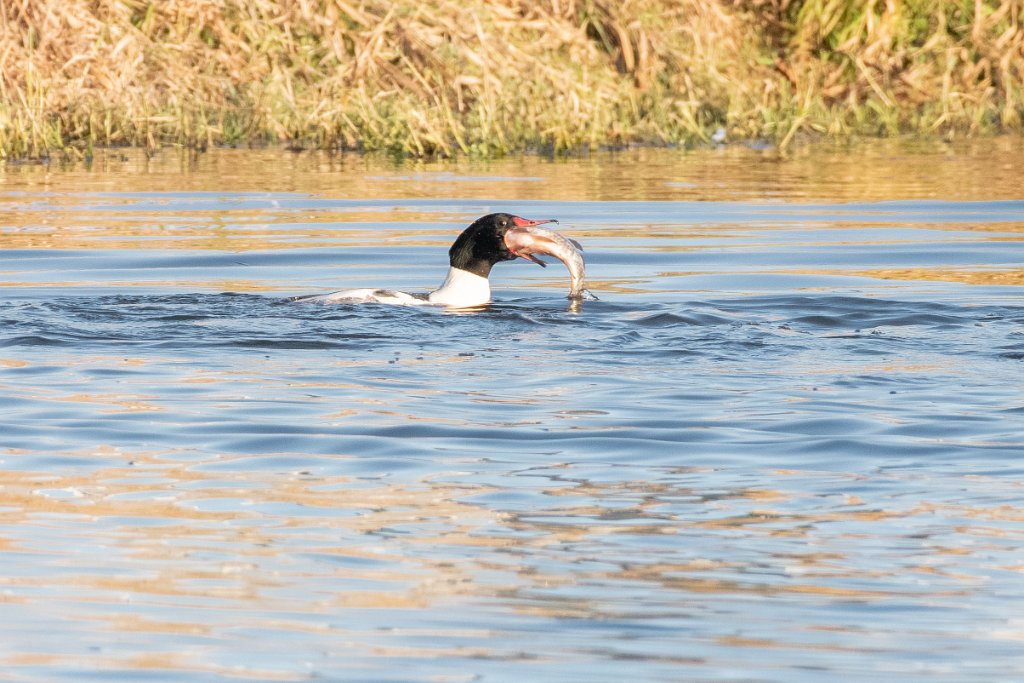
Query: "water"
1 140 1023 682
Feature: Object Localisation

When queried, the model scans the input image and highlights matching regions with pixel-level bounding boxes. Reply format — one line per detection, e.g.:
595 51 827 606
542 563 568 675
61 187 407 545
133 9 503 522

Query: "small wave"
0 334 66 348
632 311 734 327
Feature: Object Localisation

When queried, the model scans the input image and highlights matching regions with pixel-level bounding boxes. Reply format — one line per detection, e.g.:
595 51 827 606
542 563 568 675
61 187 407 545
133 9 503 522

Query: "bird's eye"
498 218 507 227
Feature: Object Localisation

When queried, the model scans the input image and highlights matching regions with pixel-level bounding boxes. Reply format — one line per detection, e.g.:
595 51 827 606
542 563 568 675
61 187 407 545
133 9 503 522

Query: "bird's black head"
448 213 557 277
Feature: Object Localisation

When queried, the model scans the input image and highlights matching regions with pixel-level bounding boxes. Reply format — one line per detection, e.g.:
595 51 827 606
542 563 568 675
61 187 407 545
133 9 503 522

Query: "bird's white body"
296 267 490 308
426 267 491 307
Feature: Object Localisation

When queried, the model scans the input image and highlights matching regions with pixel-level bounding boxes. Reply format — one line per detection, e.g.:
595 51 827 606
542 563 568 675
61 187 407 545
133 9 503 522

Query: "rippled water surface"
2 140 1023 681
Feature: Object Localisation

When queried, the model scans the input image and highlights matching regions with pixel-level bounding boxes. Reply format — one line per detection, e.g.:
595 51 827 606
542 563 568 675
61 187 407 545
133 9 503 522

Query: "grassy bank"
1 0 1022 159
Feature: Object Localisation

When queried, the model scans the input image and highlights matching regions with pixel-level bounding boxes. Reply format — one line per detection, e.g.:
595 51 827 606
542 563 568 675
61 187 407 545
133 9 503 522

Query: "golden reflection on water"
2 137 1023 202
1 446 1024 675
855 268 1024 286
3 652 301 682
773 267 1024 287
0 207 450 252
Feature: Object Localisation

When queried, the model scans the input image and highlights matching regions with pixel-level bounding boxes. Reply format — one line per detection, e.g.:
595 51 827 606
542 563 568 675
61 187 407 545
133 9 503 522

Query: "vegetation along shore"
2 0 1023 159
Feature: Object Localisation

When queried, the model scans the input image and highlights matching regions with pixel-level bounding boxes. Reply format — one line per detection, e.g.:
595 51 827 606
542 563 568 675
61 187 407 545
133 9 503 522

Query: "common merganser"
294 213 570 308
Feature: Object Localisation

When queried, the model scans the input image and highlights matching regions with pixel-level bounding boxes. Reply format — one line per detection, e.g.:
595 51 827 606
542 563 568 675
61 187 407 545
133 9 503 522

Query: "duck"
293 213 559 307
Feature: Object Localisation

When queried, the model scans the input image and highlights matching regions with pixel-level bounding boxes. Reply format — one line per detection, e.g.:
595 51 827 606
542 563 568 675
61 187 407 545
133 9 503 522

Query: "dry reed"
0 0 1022 159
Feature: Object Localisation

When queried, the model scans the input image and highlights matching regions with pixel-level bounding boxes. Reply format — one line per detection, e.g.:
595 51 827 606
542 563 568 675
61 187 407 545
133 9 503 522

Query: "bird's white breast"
427 268 491 307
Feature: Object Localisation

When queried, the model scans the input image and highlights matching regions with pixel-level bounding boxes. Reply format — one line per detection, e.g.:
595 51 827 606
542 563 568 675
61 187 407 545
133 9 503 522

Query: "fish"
503 223 595 300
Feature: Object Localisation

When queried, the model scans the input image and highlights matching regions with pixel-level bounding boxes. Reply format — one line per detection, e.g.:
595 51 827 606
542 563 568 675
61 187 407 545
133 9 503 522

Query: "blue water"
1 144 1023 682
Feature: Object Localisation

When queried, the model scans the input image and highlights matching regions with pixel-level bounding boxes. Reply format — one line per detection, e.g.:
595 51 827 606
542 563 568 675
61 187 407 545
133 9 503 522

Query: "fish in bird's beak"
503 218 591 300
